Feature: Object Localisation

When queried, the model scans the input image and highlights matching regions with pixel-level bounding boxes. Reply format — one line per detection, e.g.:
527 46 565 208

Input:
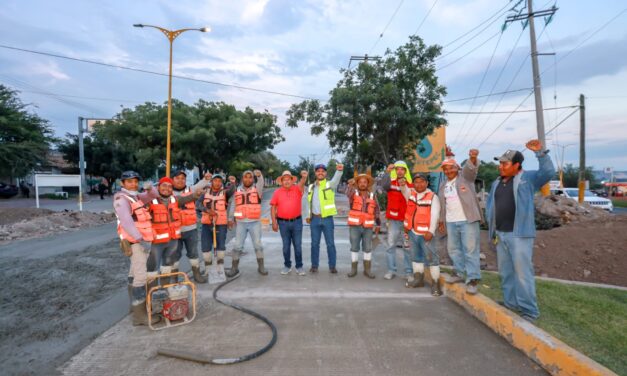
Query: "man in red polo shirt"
270 170 308 275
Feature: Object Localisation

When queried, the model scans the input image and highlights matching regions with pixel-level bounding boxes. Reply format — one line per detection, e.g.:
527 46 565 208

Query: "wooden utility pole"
505 0 557 196
578 94 586 203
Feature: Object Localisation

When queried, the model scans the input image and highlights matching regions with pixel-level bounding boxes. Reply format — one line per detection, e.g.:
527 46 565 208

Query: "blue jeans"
496 231 539 319
278 219 303 268
446 220 481 283
233 221 263 259
310 216 337 268
349 226 373 253
147 240 178 272
201 224 228 253
175 229 199 262
385 219 412 274
409 231 439 266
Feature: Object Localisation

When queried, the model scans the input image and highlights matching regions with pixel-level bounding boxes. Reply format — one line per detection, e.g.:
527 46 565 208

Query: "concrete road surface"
61 219 546 376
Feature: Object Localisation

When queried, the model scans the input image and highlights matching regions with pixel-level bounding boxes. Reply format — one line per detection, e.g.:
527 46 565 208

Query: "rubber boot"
131 301 161 326
191 265 207 284
406 272 425 288
363 260 375 279
170 268 179 285
257 257 268 275
226 259 240 278
347 262 358 277
431 278 443 296
217 258 225 275
127 284 133 313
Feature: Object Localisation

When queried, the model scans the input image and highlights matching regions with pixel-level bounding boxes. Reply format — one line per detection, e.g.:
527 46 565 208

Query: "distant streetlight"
133 24 210 177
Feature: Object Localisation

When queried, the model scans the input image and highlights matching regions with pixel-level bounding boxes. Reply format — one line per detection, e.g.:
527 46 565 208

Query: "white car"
559 188 614 212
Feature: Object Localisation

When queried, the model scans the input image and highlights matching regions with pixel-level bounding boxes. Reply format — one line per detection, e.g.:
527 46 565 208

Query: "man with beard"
346 174 380 278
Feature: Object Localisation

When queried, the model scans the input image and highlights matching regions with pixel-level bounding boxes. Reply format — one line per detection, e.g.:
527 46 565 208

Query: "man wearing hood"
380 161 413 280
226 169 267 277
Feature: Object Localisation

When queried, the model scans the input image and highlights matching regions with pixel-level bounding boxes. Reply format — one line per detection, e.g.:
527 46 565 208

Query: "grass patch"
611 199 627 208
478 272 627 375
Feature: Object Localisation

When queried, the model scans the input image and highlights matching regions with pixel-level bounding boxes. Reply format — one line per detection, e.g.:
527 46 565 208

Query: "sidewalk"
0 196 113 212
61 221 546 376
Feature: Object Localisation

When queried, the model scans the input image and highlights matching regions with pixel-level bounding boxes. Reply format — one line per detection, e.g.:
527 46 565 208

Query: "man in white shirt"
437 149 483 295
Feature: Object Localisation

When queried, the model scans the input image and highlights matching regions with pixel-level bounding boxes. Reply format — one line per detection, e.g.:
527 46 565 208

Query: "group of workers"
113 138 554 326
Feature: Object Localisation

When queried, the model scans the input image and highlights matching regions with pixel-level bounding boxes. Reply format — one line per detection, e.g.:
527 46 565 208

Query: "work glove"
120 239 133 257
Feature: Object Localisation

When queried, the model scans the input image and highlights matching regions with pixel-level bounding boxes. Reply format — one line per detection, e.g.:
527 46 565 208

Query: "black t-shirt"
494 178 516 232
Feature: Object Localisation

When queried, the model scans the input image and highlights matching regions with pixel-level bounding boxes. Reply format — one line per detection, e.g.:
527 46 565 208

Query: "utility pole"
505 0 557 196
578 94 586 203
78 116 86 195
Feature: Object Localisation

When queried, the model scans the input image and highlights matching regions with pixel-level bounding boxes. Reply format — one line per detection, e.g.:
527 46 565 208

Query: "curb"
432 273 618 376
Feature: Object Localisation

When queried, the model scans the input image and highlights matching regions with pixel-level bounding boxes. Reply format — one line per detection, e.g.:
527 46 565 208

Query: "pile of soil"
534 195 611 225
0 209 116 244
437 216 627 287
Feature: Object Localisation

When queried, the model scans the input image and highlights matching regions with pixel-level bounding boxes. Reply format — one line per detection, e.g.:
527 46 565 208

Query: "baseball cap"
158 177 173 186
412 173 429 182
314 164 327 171
494 150 524 164
172 170 187 178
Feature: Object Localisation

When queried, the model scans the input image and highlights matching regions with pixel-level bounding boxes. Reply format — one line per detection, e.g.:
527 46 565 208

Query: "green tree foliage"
0 85 56 181
286 35 446 171
59 99 284 178
561 163 597 188
477 161 500 188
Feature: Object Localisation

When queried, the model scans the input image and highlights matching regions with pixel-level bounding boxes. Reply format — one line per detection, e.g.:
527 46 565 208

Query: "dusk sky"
1 0 626 171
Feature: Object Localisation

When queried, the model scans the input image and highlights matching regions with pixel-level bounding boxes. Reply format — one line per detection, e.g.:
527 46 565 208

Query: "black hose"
157 272 278 365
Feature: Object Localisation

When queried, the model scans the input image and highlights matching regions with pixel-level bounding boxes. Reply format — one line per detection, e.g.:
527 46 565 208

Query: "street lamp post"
133 24 210 177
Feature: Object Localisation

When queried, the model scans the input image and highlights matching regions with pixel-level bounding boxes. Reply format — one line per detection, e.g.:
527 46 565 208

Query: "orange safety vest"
347 190 376 228
387 179 407 221
201 190 228 225
404 190 434 235
149 196 182 244
179 187 197 227
233 186 261 220
117 195 154 242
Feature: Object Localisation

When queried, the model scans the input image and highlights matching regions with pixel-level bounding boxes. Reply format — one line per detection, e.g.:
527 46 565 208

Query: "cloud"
26 60 70 82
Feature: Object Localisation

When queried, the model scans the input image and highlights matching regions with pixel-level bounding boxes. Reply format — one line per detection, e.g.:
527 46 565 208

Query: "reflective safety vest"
149 196 182 244
404 190 434 235
201 190 228 225
117 194 153 243
347 190 376 228
179 187 197 227
386 179 407 221
307 179 337 218
233 186 261 220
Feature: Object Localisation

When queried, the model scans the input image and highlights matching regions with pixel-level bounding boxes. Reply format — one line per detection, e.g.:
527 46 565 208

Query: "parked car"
555 188 614 212
0 182 19 198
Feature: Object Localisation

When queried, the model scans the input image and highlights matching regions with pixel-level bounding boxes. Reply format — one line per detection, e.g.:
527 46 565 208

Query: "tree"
561 164 597 188
286 35 446 172
477 161 500 188
92 99 283 177
0 85 56 182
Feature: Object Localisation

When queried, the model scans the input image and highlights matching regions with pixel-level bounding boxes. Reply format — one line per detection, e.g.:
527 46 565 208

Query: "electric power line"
0 44 319 101
436 31 501 71
443 87 533 103
445 104 577 114
369 0 405 54
450 31 505 147
413 0 440 36
439 1 514 49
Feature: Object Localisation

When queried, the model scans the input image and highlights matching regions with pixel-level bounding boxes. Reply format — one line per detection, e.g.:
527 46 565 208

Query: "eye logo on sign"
417 138 433 159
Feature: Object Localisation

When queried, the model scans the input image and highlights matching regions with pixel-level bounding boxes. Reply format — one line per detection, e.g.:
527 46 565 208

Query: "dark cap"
494 150 524 164
412 173 429 182
172 170 187 178
314 164 327 171
121 170 141 181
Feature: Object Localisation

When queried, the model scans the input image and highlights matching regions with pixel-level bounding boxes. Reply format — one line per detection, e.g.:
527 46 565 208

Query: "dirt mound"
0 207 54 226
0 210 116 244
535 195 611 225
474 216 627 287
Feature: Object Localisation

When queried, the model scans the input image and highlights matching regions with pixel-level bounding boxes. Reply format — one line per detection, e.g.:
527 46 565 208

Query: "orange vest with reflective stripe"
117 195 154 242
347 190 376 228
201 190 228 225
387 179 407 221
234 186 261 220
149 196 182 244
404 190 434 235
179 187 197 227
